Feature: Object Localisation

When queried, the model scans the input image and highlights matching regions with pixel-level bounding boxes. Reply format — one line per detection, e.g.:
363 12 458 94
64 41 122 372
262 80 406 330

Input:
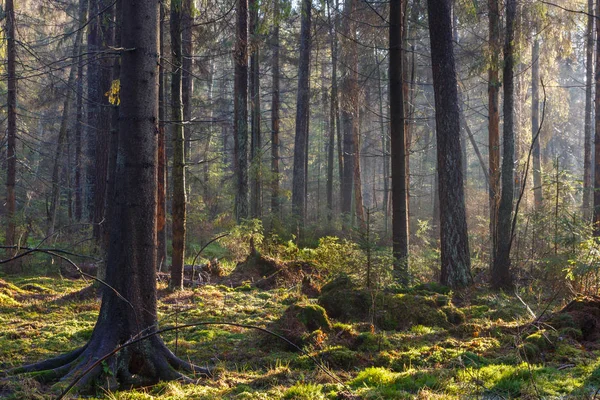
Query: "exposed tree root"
3 332 210 398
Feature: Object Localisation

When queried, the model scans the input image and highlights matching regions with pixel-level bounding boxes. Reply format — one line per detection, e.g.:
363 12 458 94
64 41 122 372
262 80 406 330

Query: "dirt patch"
219 251 320 290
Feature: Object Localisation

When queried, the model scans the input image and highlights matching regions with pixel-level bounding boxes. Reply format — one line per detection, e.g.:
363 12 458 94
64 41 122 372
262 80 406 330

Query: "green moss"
0 292 20 307
318 275 370 322
320 347 362 370
375 293 449 330
558 327 582 340
442 306 465 325
352 332 391 352
549 313 577 329
283 383 325 400
413 282 451 295
519 342 541 360
293 304 331 332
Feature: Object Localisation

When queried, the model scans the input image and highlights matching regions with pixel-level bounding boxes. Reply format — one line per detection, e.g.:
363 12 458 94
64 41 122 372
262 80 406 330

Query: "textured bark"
171 0 186 290
182 0 193 171
92 0 114 245
531 38 543 210
427 0 472 288
48 10 86 236
15 1 208 390
234 0 249 221
491 0 516 288
327 0 339 223
271 0 281 216
249 0 262 218
5 0 17 248
488 0 501 264
291 0 312 226
594 0 600 235
390 0 409 283
157 2 167 270
86 0 99 222
339 0 355 218
74 0 88 222
583 0 594 220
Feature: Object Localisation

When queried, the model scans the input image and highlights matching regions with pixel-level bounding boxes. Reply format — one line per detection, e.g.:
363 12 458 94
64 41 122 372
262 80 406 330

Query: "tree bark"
594 0 600 235
491 0 516 288
488 0 501 266
182 0 193 178
5 0 17 248
249 0 262 218
292 0 312 227
531 37 543 210
583 0 594 220
390 0 409 283
74 0 88 223
47 6 86 236
271 0 281 217
157 2 167 271
235 0 249 221
15 1 209 390
427 0 472 288
86 0 99 222
171 0 186 290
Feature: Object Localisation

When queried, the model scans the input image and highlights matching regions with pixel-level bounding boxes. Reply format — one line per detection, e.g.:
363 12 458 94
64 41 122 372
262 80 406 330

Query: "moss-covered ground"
1 274 599 399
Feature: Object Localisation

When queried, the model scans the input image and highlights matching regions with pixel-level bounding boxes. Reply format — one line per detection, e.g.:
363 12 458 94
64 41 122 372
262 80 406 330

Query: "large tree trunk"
74 0 88 223
291 0 312 227
583 0 594 220
5 0 17 249
488 0 501 266
249 0 262 218
427 0 472 288
235 0 249 221
47 7 86 236
531 37 543 210
271 0 281 217
92 0 115 246
491 0 516 288
15 1 208 390
86 0 99 222
390 0 409 284
157 2 167 271
171 0 186 290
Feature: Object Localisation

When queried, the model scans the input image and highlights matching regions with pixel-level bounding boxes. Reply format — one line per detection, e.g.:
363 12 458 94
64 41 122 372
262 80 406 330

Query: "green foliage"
222 219 265 261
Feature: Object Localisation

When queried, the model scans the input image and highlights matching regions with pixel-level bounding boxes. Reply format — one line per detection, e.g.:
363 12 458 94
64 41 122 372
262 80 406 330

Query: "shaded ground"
0 273 599 399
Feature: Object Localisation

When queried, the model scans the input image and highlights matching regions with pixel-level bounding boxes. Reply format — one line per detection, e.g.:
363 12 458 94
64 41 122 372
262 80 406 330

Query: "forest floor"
1 267 600 399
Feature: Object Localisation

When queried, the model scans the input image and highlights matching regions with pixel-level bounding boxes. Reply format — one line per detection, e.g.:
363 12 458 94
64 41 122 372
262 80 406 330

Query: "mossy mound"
318 275 465 331
271 303 331 349
374 293 450 330
555 296 600 343
318 275 371 322
223 251 319 290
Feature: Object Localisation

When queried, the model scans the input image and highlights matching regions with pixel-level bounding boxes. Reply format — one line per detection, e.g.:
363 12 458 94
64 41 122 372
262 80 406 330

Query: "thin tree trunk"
292 0 312 227
427 0 472 288
390 0 409 283
171 0 186 290
250 0 262 218
5 0 16 248
594 0 600 235
531 37 543 210
235 0 249 221
182 0 193 179
584 0 594 220
491 0 516 288
340 0 355 219
488 0 501 265
271 0 281 217
326 0 336 224
47 12 86 235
